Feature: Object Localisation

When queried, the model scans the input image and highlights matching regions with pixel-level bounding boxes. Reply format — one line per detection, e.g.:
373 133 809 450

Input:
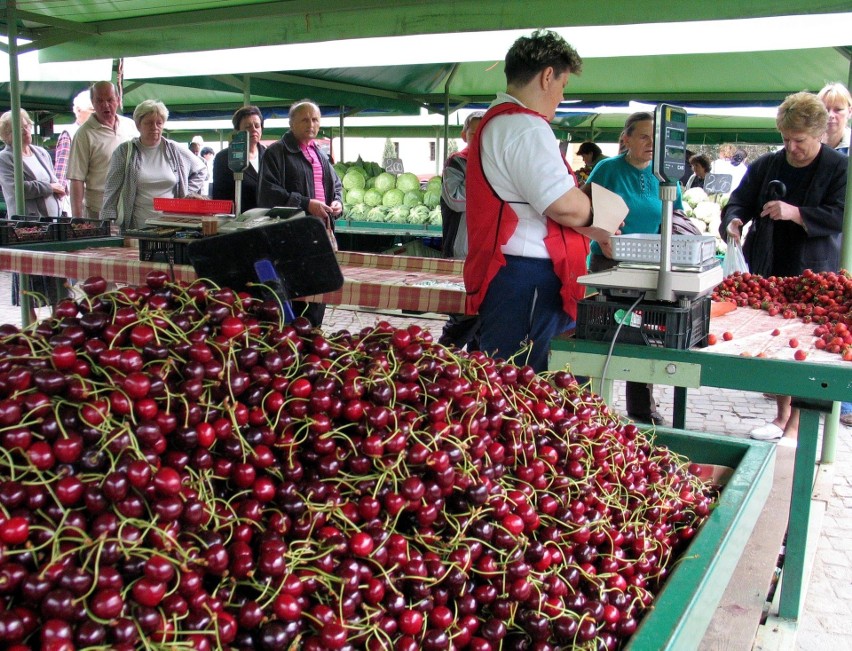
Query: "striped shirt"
300 141 326 204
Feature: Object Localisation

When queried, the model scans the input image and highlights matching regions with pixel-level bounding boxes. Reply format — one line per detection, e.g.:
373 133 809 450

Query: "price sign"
703 173 732 194
384 158 404 174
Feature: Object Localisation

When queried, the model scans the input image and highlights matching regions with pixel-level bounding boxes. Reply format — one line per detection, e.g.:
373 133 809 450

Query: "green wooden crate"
626 429 774 650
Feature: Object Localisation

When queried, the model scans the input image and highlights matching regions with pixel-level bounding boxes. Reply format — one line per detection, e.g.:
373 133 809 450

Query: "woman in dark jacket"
721 91 847 443
211 105 266 213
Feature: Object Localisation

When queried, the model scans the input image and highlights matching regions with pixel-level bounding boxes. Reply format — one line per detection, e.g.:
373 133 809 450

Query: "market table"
0 244 466 325
550 306 852 623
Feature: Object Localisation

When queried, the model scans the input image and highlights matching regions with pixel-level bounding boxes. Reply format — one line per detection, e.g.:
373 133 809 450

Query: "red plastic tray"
153 198 233 215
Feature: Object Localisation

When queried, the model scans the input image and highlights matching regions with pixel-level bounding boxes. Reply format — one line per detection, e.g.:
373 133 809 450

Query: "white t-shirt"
479 93 574 258
134 143 176 228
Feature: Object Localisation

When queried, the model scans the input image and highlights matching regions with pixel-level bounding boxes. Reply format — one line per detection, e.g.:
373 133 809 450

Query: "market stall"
0 244 466 326
549 306 852 622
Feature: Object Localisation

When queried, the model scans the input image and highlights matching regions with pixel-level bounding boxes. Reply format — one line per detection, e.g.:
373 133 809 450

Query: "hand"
50 182 66 197
329 200 343 217
726 218 743 244
307 199 334 219
761 200 802 226
599 236 614 259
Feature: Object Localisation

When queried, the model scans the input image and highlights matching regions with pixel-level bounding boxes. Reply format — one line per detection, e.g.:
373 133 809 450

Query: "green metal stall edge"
626 428 775 650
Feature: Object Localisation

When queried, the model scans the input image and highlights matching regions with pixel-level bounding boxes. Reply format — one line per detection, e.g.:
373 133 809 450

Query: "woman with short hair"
686 154 711 190
102 99 207 231
211 105 266 213
0 108 69 314
722 91 848 443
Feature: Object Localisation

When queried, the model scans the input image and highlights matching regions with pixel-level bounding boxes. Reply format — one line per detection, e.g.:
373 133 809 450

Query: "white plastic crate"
610 234 717 266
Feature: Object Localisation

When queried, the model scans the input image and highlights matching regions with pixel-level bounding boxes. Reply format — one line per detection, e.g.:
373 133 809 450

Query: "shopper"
211 105 267 213
101 100 207 231
257 99 343 327
67 81 137 219
721 92 847 443
438 110 484 351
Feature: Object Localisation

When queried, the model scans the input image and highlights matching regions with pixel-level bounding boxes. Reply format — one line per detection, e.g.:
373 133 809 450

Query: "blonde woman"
102 99 207 231
0 109 69 314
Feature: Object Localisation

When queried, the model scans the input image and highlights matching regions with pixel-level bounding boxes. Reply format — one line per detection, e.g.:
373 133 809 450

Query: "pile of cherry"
0 272 715 650
713 269 852 359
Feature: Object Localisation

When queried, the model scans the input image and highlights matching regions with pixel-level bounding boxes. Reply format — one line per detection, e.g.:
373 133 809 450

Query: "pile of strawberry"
713 270 852 360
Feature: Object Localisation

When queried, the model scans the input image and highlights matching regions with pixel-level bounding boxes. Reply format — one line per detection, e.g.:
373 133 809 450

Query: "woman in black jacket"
721 91 847 443
211 105 266 213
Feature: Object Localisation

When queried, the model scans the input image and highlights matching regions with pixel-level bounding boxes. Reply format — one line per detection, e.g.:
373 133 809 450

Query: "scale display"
228 130 249 173
653 104 688 184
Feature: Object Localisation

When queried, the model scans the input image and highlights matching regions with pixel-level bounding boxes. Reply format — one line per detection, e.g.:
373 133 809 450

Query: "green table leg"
673 386 688 429
778 408 820 620
19 272 32 328
820 402 839 464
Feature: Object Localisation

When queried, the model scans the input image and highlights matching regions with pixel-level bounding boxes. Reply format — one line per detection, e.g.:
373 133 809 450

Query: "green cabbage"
344 188 365 205
367 206 388 222
364 189 383 207
388 205 411 223
426 176 442 193
423 189 441 209
366 177 376 189
342 169 366 190
382 188 405 208
403 190 423 207
374 172 396 193
428 206 442 225
409 205 430 224
346 203 369 220
396 172 420 193
332 163 348 178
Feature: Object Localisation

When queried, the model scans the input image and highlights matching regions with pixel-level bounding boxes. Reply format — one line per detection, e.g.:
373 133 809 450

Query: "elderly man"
257 99 343 327
54 90 94 207
67 81 137 219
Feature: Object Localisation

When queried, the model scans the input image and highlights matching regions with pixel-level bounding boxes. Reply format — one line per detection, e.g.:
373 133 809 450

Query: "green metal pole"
820 52 852 464
778 408 820 620
7 2 25 215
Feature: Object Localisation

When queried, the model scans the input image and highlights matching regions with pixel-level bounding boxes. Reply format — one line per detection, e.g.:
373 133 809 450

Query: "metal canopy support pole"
243 75 250 106
7 2 25 215
441 64 460 175
339 107 344 163
5 2 33 326
821 48 852 464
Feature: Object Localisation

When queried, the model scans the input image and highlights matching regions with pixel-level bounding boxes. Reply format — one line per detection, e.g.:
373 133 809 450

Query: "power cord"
599 291 646 387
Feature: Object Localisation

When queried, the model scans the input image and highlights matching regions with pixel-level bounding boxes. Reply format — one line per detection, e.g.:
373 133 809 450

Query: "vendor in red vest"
464 29 601 372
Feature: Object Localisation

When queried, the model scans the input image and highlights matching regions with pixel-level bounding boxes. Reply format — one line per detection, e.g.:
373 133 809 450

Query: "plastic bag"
722 238 749 276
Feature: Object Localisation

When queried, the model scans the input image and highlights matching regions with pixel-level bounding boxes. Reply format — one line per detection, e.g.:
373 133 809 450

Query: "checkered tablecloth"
0 246 467 314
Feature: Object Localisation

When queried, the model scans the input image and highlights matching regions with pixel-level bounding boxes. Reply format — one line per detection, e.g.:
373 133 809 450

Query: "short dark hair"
689 154 711 172
504 29 582 87
200 147 214 157
577 141 602 157
232 105 264 131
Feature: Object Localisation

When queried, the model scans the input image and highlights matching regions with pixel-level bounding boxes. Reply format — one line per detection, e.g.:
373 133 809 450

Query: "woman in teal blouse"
585 111 684 426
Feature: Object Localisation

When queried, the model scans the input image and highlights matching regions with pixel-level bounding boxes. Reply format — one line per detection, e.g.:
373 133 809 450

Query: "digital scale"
578 103 722 303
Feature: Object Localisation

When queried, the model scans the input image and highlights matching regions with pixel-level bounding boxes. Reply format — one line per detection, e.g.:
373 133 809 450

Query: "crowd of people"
1 41 849 431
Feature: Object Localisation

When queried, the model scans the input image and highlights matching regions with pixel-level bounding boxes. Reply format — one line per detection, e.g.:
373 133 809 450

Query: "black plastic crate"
137 237 193 265
0 219 57 245
54 217 111 241
575 295 711 349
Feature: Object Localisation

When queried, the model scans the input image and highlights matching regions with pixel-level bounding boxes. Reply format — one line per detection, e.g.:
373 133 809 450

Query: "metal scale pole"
656 182 679 303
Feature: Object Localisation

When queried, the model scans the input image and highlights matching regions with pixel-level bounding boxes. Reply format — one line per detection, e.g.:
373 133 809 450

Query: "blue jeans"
842 402 852 416
478 255 573 373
